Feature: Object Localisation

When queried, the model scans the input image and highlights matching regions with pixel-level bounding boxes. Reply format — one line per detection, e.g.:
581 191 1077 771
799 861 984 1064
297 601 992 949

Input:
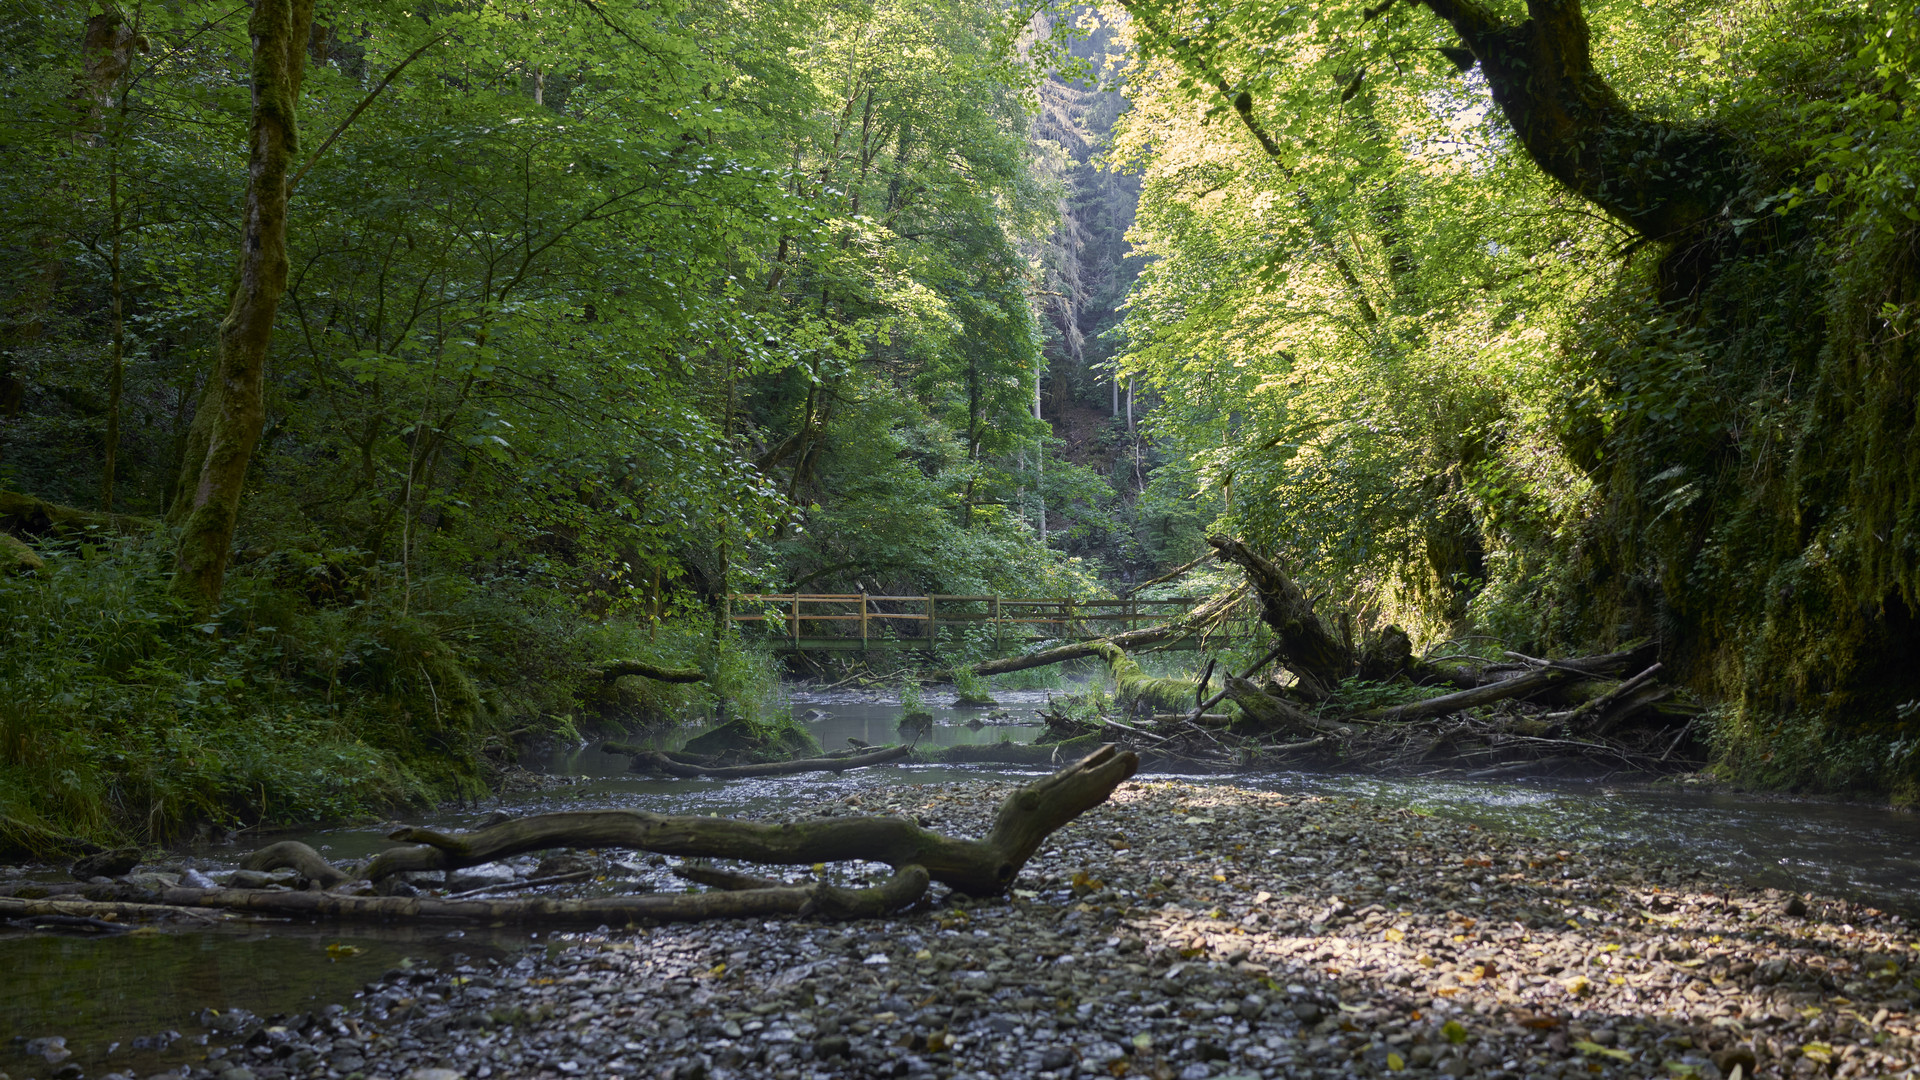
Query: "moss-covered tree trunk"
167 0 314 608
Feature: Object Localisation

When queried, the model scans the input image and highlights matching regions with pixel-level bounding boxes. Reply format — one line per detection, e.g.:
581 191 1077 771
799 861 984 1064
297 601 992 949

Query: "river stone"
447 863 517 891
403 1070 462 1080
181 867 219 889
125 871 182 890
534 852 596 878
24 1036 70 1063
223 868 298 889
681 717 761 756
71 847 141 880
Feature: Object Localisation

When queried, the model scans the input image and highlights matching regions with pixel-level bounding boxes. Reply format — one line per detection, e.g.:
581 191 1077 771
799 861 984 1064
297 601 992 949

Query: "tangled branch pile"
1045 537 1700 778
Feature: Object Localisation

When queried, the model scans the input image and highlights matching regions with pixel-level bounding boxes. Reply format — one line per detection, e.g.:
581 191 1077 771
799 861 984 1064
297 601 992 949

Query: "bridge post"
927 594 938 649
992 595 1002 653
791 593 800 648
860 592 869 649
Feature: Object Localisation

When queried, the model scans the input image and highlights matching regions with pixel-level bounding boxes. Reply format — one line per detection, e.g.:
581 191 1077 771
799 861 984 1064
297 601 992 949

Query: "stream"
5 688 1918 1077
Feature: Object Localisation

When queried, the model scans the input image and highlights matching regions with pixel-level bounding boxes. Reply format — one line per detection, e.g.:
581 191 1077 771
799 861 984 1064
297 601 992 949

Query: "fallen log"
0 747 1138 926
633 744 909 778
966 588 1244 677
0 869 932 926
1545 662 1663 730
0 490 153 537
243 839 350 889
361 745 1137 897
1149 713 1232 726
1185 641 1288 722
1222 675 1350 736
597 660 704 683
1351 665 1569 723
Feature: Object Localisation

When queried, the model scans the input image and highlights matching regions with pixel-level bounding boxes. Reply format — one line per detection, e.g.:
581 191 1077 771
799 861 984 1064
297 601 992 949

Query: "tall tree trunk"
1414 0 1743 245
168 0 314 608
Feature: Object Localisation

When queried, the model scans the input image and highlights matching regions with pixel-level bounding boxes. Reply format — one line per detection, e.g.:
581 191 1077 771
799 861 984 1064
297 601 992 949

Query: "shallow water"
4 689 1917 1076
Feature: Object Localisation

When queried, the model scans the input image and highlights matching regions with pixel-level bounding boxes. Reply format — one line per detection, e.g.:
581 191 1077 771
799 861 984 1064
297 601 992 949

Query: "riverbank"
29 776 1913 1080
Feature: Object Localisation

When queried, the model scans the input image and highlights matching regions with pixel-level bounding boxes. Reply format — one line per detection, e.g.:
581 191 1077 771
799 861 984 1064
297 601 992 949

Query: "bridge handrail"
723 591 1248 651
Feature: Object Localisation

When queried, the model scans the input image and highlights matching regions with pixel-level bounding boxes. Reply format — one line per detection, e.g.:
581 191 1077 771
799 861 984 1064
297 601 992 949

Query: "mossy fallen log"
1222 675 1351 736
0 490 153 536
596 660 704 683
2 532 43 574
1095 642 1200 711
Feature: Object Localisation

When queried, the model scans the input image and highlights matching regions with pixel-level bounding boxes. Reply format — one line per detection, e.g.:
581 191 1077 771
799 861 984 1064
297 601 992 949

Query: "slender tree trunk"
170 0 314 607
99 7 143 513
103 151 124 513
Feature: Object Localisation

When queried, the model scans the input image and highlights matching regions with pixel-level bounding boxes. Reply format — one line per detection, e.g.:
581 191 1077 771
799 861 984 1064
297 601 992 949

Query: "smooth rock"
446 863 517 891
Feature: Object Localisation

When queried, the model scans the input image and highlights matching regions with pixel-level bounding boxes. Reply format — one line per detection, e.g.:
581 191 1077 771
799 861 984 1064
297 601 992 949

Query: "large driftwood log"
243 839 349 888
366 744 1137 897
1545 662 1662 730
0 747 1138 927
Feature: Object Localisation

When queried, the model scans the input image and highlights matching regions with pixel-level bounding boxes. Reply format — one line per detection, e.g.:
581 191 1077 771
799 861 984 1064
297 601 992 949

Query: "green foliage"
898 679 930 719
1317 678 1440 716
1041 681 1115 733
0 0 1095 841
0 536 427 849
950 665 995 706
1109 0 1920 791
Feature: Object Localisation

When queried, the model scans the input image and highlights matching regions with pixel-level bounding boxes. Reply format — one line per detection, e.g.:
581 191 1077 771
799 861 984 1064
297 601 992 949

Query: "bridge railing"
725 593 1245 651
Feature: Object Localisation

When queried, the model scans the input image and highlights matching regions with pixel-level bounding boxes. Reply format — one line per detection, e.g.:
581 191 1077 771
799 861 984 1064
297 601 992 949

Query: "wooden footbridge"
726 593 1253 653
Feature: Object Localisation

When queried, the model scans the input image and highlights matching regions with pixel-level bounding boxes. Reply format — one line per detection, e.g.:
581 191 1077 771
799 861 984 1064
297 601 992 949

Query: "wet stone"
167 780 1920 1080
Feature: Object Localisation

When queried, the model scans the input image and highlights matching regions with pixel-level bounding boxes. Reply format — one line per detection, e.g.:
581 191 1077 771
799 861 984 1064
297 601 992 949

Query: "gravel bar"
48 779 1920 1080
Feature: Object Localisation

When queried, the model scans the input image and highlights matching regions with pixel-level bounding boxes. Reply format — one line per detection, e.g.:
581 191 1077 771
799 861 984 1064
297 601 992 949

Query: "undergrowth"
0 534 778 856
